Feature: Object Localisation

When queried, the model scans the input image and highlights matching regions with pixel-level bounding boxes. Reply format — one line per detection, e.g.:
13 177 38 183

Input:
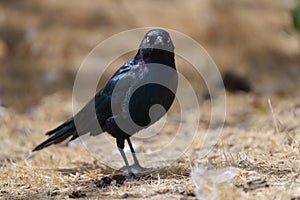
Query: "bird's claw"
126 172 140 180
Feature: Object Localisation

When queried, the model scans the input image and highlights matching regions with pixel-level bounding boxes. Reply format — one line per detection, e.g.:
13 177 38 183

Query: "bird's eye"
165 37 171 43
146 36 154 44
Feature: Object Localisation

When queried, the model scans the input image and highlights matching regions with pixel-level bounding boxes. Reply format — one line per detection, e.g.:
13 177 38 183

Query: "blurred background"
0 0 299 113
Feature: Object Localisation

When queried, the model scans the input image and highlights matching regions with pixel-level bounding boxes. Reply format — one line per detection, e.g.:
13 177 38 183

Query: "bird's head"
139 29 174 54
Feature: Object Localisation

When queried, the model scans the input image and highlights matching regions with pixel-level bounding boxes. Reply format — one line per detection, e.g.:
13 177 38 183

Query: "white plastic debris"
0 106 8 117
191 166 240 200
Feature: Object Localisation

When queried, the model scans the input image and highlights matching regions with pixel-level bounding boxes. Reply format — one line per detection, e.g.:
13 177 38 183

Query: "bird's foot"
120 164 153 180
130 163 153 173
120 163 152 174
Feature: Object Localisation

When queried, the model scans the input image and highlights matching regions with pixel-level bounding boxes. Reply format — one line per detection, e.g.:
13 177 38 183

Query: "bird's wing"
72 59 135 136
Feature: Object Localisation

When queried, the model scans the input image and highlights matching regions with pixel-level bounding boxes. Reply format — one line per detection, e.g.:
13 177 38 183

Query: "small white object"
0 106 7 117
191 166 240 200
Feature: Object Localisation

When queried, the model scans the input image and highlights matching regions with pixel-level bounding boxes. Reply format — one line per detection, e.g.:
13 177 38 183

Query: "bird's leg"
117 138 139 180
126 138 142 168
118 148 139 180
118 147 130 172
126 138 153 173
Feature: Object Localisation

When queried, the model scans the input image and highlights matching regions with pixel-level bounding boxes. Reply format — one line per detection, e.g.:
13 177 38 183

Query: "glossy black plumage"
33 29 178 174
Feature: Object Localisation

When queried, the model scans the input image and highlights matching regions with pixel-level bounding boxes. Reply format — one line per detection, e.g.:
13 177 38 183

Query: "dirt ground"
0 0 300 199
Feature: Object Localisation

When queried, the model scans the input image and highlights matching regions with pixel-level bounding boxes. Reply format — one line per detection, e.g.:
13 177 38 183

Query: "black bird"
33 29 178 176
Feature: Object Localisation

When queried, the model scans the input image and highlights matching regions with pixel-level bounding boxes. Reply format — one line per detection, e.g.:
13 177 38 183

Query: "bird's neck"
136 48 175 69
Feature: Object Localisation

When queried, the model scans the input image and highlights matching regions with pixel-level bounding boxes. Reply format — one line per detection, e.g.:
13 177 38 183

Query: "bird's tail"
33 118 78 151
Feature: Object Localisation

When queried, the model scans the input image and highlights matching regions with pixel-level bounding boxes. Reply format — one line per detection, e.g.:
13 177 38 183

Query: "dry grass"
1 94 300 199
0 0 300 199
